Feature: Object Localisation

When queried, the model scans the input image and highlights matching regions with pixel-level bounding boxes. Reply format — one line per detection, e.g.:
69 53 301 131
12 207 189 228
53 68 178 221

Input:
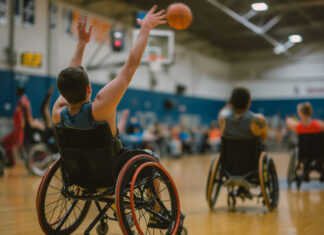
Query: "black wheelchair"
287 133 324 189
36 123 186 235
0 144 5 176
25 128 59 176
206 137 279 211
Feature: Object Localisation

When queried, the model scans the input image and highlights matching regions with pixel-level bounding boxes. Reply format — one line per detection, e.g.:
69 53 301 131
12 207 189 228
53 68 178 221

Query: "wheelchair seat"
298 133 324 162
54 122 120 191
220 137 263 184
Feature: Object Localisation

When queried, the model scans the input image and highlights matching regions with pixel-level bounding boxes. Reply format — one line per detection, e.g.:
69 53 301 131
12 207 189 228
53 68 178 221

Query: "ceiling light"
288 34 303 43
251 2 269 12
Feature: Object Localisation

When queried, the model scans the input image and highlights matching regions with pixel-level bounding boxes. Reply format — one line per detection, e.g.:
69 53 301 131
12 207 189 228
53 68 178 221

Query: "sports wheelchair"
287 133 324 189
36 122 186 235
0 144 5 176
206 137 279 211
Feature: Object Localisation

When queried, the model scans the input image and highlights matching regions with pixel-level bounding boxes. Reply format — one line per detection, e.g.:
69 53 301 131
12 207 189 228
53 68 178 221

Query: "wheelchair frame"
36 154 186 235
287 133 324 189
206 139 279 212
36 121 186 235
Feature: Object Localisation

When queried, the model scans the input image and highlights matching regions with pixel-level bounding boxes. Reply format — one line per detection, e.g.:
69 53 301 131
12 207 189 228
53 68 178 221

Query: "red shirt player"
286 102 324 181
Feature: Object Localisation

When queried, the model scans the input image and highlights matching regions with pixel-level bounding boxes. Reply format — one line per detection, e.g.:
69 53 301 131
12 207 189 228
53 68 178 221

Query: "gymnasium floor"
1 152 324 235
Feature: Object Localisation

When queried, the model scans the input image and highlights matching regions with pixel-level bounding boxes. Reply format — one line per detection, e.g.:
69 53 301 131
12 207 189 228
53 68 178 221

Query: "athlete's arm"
92 5 166 120
318 120 324 131
218 102 231 135
250 114 268 141
52 16 92 123
286 116 297 132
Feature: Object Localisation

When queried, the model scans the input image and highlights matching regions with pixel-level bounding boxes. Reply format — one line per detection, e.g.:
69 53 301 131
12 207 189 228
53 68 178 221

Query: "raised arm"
52 16 93 123
250 114 268 141
92 5 166 120
286 116 298 132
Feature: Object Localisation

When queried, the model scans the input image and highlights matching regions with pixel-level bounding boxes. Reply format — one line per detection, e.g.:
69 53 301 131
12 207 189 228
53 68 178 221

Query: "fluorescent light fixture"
251 2 269 11
288 34 303 43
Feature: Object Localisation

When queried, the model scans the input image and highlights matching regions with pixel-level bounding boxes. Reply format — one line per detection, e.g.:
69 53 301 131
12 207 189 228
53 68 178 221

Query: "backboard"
132 29 174 65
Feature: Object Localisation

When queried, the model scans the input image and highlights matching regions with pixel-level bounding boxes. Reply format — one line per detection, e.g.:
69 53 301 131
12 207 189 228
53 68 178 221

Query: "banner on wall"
50 3 57 30
63 8 73 35
0 0 6 25
23 0 34 26
63 7 110 43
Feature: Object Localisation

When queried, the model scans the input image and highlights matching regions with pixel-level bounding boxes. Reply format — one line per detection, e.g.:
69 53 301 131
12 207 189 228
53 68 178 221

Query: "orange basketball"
167 3 193 30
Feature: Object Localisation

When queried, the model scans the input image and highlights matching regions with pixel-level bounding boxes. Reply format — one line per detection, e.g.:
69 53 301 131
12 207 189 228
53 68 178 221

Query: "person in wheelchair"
286 102 324 182
218 87 268 200
1 84 48 166
51 8 176 232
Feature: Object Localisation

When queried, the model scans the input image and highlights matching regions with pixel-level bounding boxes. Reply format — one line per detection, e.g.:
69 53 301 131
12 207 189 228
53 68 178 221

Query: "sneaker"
147 211 169 229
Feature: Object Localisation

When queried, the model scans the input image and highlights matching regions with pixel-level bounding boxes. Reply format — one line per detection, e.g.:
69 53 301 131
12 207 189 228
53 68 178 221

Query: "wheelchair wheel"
206 154 222 210
129 161 181 235
116 154 172 234
25 143 58 176
287 147 298 189
0 146 6 176
259 153 279 212
36 159 91 235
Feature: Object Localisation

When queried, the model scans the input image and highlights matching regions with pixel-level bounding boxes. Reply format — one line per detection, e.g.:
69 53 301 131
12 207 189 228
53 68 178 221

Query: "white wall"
231 43 324 99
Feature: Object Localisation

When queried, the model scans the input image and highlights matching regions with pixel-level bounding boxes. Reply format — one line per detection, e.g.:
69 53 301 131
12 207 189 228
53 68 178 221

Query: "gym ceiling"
64 0 324 59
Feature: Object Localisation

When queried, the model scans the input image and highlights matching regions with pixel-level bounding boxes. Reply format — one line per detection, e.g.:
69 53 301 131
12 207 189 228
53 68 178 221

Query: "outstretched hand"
136 5 166 29
77 15 93 44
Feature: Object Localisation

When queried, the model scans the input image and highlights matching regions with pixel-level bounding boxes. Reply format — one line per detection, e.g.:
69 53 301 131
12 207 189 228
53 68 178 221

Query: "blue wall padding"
0 69 323 124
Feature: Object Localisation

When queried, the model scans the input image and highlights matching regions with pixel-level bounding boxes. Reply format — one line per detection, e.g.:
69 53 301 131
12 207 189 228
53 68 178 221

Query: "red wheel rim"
129 162 181 235
115 155 160 235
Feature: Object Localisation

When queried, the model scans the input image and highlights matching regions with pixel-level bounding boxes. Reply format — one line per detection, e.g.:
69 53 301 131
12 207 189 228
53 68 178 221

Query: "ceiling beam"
205 0 292 54
214 21 324 40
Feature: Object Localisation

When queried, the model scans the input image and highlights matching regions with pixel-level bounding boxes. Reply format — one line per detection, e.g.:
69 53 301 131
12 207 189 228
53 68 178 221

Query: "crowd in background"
117 109 298 158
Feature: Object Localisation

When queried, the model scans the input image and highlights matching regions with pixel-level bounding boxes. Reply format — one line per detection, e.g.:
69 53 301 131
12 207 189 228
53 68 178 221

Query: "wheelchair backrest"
220 137 262 175
298 133 324 161
54 122 117 190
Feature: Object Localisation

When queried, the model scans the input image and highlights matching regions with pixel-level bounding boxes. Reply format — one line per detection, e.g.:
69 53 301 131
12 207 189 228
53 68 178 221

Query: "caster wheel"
180 227 188 235
297 180 302 190
96 223 108 235
227 194 236 210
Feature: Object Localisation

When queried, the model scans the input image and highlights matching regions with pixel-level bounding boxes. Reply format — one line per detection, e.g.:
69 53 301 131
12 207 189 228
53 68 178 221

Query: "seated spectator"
208 121 221 152
179 126 191 154
168 126 182 158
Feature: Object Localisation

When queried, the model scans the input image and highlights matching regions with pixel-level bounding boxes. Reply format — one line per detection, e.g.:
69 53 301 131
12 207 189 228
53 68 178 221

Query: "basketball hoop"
148 54 164 73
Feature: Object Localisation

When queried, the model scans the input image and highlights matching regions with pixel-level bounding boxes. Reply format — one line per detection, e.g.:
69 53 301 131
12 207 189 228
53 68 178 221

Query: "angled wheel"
287 147 298 189
115 154 160 235
0 146 6 176
36 159 91 235
25 143 58 176
206 154 222 210
129 162 181 235
259 153 279 212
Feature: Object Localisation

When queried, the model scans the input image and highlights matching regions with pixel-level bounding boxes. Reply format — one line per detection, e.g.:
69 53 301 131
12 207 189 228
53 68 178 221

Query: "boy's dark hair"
57 66 89 104
230 87 251 112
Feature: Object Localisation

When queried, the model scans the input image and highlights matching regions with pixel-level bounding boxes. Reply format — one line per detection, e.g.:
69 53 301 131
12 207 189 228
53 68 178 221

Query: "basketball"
167 3 193 30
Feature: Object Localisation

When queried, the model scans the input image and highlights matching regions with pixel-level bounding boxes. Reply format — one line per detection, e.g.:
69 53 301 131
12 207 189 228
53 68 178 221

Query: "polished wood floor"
1 152 324 235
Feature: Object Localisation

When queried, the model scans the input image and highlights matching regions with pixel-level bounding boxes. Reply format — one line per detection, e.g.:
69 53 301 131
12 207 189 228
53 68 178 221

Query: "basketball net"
148 54 164 73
